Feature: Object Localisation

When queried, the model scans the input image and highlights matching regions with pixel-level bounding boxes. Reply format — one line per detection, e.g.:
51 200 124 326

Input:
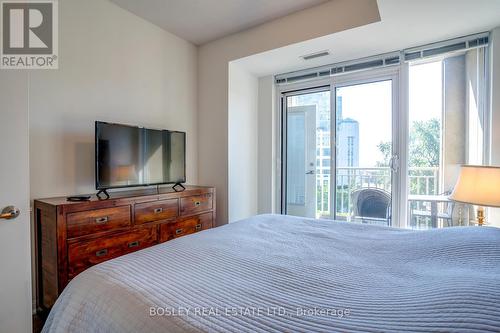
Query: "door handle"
389 155 400 173
305 170 315 175
0 206 20 220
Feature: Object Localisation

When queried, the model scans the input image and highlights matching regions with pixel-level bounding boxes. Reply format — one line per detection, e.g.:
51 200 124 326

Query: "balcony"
316 166 459 228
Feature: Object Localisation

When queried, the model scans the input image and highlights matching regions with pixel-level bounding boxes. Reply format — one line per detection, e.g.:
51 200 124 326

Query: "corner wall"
198 0 380 225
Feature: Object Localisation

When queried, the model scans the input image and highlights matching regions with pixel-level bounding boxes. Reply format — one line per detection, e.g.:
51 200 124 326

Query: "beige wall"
198 0 380 225
29 0 198 200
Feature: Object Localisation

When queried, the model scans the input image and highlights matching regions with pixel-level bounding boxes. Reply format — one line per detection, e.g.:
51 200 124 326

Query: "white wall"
198 0 380 225
489 26 500 226
257 76 276 214
228 64 258 222
29 0 198 200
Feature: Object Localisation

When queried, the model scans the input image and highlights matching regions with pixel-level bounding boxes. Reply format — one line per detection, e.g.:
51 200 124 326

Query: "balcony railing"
316 166 439 218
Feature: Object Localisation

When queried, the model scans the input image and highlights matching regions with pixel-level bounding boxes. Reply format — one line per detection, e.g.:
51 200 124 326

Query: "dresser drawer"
180 193 213 216
159 212 213 242
67 206 131 238
134 199 178 224
67 227 157 278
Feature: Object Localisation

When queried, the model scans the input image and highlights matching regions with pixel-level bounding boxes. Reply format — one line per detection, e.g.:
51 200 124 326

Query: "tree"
376 118 441 168
408 118 440 167
376 142 392 167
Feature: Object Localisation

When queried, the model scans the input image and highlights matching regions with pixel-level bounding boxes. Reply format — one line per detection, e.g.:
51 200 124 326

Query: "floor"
33 313 47 333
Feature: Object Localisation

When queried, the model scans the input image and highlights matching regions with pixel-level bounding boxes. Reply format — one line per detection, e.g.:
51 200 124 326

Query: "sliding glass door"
279 37 489 228
281 69 401 225
334 79 395 225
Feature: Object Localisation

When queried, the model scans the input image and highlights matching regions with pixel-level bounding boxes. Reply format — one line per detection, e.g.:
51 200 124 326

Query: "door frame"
277 67 406 227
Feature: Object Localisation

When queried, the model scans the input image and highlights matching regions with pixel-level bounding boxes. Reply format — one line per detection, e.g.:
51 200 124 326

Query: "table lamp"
450 165 500 226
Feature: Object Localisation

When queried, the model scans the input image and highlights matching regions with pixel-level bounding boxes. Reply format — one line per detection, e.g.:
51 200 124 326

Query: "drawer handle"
175 228 183 235
194 201 201 207
128 241 140 248
95 249 108 257
154 208 163 214
95 216 108 224
195 223 202 231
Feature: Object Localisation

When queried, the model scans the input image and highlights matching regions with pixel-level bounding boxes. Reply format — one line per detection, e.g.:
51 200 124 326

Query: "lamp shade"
450 165 500 207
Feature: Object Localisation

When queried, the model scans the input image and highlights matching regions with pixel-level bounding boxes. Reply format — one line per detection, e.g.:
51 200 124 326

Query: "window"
278 33 489 228
407 49 488 229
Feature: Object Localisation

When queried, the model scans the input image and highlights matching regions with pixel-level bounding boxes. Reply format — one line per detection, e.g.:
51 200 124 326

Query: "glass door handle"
305 170 315 175
389 155 400 172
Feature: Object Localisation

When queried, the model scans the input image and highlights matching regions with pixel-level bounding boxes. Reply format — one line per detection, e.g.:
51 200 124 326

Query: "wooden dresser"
34 185 215 312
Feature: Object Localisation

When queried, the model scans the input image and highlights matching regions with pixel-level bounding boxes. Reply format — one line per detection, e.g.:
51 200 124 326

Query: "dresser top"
34 185 215 207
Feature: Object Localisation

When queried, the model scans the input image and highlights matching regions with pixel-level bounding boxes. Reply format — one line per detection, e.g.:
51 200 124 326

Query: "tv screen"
95 121 186 190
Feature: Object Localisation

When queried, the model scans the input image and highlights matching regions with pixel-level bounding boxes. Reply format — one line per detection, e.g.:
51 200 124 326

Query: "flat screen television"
95 121 186 192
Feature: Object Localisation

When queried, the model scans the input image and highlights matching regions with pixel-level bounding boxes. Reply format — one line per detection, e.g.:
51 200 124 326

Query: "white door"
285 104 317 218
0 72 32 332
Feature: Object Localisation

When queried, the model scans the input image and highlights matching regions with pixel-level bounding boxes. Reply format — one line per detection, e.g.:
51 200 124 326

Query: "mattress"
43 214 500 332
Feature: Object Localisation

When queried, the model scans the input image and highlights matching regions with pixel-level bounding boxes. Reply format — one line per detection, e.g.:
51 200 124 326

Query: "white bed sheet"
43 214 500 332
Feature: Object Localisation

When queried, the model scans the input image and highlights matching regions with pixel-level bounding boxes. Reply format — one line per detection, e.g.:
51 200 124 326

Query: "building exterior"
316 96 359 185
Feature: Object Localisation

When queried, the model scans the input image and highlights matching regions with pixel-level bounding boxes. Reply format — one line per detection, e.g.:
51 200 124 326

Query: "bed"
43 214 500 332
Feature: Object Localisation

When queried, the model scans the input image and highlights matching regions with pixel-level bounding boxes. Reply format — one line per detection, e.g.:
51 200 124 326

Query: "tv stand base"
96 189 110 200
172 183 186 192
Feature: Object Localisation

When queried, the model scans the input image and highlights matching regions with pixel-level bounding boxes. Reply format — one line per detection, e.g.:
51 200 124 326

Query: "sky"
337 80 392 166
409 61 443 123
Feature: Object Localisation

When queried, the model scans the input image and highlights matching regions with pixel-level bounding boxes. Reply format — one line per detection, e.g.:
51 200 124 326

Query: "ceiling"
110 0 330 45
234 0 500 76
